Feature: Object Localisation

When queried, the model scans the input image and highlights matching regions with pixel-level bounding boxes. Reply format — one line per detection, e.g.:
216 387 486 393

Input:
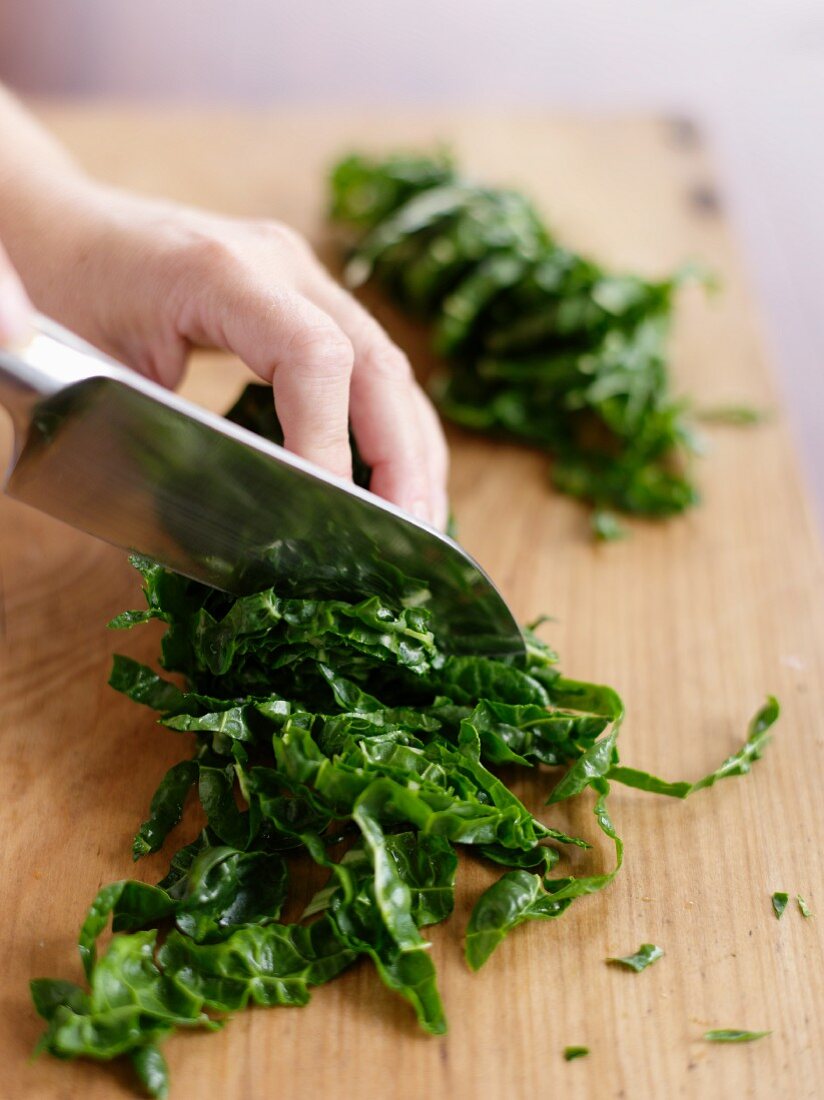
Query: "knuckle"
310 424 351 453
254 220 310 256
178 233 240 281
361 337 414 385
286 323 354 377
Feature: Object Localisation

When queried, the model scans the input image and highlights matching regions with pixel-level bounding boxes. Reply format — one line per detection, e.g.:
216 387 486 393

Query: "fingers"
0 241 32 346
308 274 449 528
181 274 354 480
168 225 448 521
411 383 450 529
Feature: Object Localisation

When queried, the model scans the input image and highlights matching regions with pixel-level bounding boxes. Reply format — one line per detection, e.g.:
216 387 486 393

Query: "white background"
0 0 821 517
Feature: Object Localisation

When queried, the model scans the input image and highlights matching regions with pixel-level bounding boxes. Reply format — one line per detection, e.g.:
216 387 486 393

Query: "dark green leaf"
772 892 789 919
32 468 781 1094
31 979 89 1021
465 870 573 970
564 1046 589 1061
79 881 175 978
133 760 199 859
329 151 718 532
130 1045 169 1099
109 656 185 713
157 916 355 1010
168 845 289 942
608 697 779 798
607 943 664 971
546 730 619 805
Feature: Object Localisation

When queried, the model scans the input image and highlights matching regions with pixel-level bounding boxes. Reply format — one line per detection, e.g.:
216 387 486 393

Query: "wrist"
0 167 105 316
1 176 175 367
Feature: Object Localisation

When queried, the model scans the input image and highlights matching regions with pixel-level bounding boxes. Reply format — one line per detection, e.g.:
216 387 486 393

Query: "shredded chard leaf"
327 153 770 533
704 1029 771 1043
607 943 664 972
30 385 780 1096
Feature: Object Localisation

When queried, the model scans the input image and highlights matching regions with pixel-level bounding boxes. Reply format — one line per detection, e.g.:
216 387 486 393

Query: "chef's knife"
0 314 525 658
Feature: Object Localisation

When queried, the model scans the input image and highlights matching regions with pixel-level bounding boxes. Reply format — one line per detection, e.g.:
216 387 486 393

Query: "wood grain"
1 109 822 1100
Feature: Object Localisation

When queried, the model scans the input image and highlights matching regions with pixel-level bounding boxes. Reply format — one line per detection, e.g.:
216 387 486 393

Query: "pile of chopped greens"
329 151 709 534
30 389 779 1098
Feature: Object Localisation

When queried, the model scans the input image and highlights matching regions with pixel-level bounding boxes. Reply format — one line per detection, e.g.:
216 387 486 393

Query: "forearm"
0 87 112 318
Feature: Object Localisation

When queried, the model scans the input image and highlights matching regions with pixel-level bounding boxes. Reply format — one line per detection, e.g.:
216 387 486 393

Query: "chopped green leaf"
772 892 789 919
564 1045 590 1061
130 1045 170 1100
330 152 716 534
608 697 779 798
607 943 664 972
465 870 573 971
30 386 781 1095
704 1029 771 1043
797 895 812 918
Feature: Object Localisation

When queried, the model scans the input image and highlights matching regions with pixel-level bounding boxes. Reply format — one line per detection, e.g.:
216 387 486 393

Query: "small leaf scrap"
772 892 789 920
607 943 664 972
704 1029 771 1043
564 1046 589 1061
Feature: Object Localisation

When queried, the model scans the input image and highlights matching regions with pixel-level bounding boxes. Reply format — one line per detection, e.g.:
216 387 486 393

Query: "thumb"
0 243 32 346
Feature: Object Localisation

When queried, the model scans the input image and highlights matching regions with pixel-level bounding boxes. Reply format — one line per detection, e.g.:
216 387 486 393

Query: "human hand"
0 240 32 346
23 186 449 528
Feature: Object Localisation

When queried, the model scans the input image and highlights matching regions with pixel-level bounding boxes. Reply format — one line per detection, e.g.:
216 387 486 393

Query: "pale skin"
0 87 448 527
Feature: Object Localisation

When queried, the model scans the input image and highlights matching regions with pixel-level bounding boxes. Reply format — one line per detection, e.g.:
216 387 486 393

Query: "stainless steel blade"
0 315 525 658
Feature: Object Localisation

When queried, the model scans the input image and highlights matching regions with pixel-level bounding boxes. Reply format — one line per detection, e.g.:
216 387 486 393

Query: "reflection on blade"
7 375 524 659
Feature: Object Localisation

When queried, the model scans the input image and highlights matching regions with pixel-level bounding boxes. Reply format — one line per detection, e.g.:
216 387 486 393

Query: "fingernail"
0 272 32 347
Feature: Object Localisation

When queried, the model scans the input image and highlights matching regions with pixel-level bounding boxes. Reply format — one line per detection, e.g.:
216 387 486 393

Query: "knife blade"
0 314 525 659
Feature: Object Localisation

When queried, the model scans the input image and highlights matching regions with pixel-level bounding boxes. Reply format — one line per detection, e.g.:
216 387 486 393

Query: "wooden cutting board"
1 109 822 1100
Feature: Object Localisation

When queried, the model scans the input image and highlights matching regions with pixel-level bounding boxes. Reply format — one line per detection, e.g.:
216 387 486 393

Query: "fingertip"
370 465 445 530
433 490 450 532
